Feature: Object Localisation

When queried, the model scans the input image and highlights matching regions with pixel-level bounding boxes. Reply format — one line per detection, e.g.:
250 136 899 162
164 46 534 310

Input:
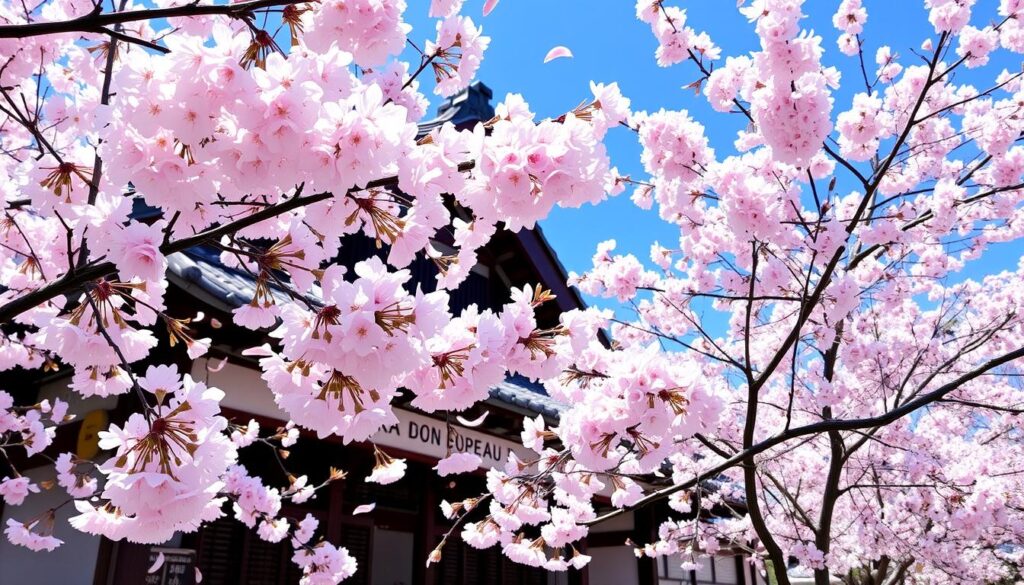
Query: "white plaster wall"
588 545 640 585
192 358 285 420
589 512 634 533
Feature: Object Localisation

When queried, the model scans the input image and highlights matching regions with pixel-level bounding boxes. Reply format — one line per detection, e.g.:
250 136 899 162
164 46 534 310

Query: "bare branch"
0 0 307 39
0 161 476 323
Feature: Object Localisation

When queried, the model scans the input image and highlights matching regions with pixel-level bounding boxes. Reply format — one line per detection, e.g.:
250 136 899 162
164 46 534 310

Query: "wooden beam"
633 507 659 585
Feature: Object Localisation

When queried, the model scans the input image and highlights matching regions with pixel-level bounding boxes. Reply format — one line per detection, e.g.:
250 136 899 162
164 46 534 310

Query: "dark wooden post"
327 479 344 544
414 473 437 585
571 540 588 585
632 507 659 585
92 537 115 585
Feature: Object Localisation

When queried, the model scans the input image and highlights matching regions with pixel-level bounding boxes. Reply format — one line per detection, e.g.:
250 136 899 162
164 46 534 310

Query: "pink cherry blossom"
5 517 63 552
427 16 490 97
303 0 409 66
429 0 463 18
2 1 1024 583
292 542 357 583
55 453 97 498
434 452 483 476
0 477 39 506
833 0 868 35
104 220 167 283
543 46 573 63
957 25 999 67
73 367 236 544
292 514 319 545
366 448 407 485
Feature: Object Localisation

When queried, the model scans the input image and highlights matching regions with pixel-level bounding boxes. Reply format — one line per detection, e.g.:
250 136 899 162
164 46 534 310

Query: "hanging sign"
372 409 529 470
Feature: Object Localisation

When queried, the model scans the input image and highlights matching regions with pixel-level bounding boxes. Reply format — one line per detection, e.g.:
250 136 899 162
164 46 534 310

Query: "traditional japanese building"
0 83 764 585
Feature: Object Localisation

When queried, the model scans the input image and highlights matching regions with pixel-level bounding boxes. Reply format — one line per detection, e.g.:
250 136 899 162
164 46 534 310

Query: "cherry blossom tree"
0 0 1023 584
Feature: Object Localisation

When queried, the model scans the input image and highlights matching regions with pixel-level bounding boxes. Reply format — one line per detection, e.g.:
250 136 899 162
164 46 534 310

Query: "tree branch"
0 160 476 323
0 0 306 39
583 344 1024 528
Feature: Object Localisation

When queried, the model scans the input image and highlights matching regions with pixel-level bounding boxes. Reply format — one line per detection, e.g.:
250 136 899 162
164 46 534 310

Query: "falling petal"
206 358 228 373
210 318 223 329
195 568 203 583
242 343 274 357
456 411 489 428
483 0 499 16
148 552 165 574
544 46 573 63
193 311 205 323
353 503 376 515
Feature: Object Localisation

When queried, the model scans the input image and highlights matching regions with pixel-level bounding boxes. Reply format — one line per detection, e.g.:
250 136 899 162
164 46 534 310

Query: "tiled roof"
488 374 564 418
168 245 299 309
167 248 565 417
416 81 495 136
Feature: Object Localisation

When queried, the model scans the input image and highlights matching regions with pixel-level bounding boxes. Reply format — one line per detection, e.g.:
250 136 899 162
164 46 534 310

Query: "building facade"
0 83 764 585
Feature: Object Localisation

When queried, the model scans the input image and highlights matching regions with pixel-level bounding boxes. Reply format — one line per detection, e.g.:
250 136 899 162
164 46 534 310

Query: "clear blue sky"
402 1 1020 307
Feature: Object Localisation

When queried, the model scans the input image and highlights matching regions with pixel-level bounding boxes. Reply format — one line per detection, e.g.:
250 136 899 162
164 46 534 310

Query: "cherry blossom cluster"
0 364 350 576
1 4 619 573
427 16 490 97
69 365 235 544
742 0 837 166
258 249 567 440
3 0 1024 584
428 307 726 571
404 284 567 412
302 0 408 67
457 84 629 232
634 1 720 67
0 397 68 550
0 393 64 461
0 396 81 552
832 0 868 55
435 2 1024 582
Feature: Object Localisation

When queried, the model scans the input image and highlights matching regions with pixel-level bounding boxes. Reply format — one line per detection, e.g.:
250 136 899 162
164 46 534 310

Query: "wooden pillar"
632 507 659 585
327 479 344 544
736 554 747 585
414 472 436 585
570 540 588 585
92 538 116 585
